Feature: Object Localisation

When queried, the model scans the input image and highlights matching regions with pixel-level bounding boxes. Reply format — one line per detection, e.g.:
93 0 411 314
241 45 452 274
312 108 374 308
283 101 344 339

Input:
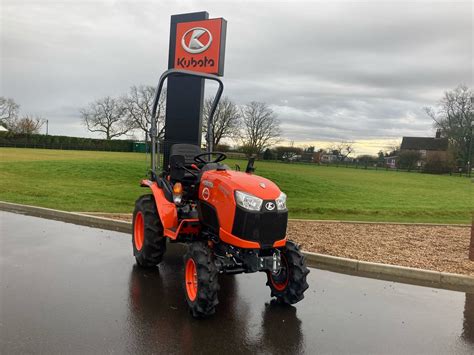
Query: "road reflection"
127 261 304 353
260 300 304 354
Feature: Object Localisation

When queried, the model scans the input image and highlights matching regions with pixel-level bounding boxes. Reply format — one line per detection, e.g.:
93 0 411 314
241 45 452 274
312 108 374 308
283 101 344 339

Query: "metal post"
207 116 213 153
468 96 473 177
469 217 474 261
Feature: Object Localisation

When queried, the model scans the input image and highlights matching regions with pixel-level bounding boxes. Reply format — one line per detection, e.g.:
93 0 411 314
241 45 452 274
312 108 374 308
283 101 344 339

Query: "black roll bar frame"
150 69 224 176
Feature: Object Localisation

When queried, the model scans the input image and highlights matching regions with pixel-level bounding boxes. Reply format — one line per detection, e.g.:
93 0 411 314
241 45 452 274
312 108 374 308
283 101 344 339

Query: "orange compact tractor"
132 69 309 317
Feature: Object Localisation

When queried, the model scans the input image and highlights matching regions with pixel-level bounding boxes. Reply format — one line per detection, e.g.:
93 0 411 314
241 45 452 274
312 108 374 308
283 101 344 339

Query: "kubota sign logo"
181 27 213 54
174 18 226 76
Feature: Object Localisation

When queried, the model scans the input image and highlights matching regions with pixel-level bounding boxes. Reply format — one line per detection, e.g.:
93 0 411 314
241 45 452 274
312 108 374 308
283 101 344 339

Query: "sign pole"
162 12 208 168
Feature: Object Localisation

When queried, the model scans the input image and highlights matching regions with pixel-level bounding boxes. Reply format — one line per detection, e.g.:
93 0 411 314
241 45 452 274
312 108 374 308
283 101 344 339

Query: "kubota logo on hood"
181 27 213 54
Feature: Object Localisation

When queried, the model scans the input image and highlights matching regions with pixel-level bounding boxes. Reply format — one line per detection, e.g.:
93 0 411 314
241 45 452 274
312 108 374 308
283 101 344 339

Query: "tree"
80 96 132 140
425 84 473 168
0 97 20 129
275 146 303 161
377 150 385 166
357 154 377 166
239 101 281 156
202 96 240 147
398 150 421 171
335 141 355 161
122 85 166 139
11 115 44 134
326 141 355 161
385 144 400 157
263 148 275 160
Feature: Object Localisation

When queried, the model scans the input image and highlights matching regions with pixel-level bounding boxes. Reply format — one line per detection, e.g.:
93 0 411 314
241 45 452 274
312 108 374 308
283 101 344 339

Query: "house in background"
384 156 398 168
400 129 449 167
320 154 339 163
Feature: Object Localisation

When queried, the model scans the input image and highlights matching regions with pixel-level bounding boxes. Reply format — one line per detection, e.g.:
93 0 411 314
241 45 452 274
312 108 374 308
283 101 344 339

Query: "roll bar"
150 69 224 176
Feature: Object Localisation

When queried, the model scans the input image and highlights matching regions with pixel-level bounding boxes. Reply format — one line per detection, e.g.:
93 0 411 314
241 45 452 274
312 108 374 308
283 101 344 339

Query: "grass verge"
0 148 471 223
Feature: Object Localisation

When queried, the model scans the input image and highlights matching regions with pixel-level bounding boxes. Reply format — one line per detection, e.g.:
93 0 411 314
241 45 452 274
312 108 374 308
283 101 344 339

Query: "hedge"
0 133 134 152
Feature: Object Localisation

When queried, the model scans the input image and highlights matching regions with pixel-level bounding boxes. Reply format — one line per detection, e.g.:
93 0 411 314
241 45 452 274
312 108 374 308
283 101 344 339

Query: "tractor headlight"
275 192 287 211
235 191 263 211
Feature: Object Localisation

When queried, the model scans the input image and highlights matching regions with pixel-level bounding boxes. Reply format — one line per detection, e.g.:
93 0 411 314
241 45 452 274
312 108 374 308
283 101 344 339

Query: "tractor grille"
231 202 288 249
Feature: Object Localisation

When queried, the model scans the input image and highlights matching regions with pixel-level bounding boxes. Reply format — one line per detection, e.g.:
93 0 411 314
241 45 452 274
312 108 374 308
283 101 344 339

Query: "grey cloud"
1 0 472 144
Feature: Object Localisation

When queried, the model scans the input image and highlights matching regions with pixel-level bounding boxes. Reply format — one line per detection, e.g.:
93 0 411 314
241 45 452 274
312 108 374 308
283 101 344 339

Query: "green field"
0 148 472 223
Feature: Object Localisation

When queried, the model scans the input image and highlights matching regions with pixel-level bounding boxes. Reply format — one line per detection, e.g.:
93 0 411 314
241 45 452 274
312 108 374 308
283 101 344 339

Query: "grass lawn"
0 148 472 223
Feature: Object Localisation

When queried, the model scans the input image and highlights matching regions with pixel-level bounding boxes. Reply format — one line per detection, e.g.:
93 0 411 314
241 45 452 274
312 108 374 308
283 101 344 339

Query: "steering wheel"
194 152 227 165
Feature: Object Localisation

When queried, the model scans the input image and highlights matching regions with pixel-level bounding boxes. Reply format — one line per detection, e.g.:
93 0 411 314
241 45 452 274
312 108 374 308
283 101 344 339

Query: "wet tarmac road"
0 211 473 354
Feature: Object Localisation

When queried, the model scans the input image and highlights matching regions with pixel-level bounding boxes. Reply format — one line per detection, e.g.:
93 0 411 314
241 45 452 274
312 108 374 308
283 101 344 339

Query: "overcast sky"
1 0 472 154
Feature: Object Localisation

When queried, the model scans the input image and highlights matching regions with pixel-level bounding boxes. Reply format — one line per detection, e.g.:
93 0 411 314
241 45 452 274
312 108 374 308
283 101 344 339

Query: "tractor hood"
201 169 282 200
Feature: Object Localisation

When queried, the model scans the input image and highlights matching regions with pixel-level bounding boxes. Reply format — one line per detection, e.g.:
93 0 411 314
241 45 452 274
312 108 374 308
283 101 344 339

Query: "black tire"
267 241 309 304
183 242 219 318
132 194 166 267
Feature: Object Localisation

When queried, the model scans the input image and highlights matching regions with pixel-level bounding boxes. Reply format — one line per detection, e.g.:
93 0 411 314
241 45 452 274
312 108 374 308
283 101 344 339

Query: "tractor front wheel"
267 241 309 304
132 194 166 267
183 242 219 318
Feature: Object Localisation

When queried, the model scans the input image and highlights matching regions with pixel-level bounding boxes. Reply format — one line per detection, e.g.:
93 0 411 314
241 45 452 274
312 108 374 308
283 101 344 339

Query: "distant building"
384 156 398 168
320 154 338 163
400 129 449 166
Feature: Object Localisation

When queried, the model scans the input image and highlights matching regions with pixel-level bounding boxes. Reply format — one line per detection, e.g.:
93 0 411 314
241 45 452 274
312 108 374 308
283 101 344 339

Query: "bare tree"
80 96 132 140
326 141 355 161
425 84 473 167
122 85 166 139
0 97 20 129
336 141 355 161
11 115 44 134
202 96 240 147
239 101 281 156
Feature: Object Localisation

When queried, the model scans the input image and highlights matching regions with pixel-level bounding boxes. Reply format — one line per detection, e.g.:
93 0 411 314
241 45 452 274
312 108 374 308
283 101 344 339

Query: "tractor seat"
169 143 202 183
169 143 202 167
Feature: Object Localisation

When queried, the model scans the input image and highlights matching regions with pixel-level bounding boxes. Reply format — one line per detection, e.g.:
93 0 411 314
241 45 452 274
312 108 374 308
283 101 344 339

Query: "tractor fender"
140 179 178 230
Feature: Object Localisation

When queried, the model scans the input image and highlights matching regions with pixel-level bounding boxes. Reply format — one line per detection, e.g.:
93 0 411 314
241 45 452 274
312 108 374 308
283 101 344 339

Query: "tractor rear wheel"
183 242 219 318
132 194 166 267
267 241 309 304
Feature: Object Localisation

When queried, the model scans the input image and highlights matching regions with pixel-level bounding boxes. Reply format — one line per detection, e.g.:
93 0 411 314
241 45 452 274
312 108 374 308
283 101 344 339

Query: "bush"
423 153 453 174
215 144 231 152
397 151 422 171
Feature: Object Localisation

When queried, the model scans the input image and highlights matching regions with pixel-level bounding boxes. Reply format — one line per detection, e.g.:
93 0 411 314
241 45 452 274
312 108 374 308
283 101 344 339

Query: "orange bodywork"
141 179 178 231
199 170 287 249
141 171 287 249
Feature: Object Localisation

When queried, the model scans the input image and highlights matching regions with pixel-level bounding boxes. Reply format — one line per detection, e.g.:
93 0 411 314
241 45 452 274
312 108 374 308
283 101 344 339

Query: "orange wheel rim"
270 255 289 291
134 212 144 251
185 258 198 301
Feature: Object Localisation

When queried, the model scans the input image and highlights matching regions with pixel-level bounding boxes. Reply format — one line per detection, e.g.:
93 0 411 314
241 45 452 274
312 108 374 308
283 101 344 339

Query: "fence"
318 161 470 177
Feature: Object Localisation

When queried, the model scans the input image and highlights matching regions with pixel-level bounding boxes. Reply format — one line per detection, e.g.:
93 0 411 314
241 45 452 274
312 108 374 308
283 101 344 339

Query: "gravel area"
85 213 473 276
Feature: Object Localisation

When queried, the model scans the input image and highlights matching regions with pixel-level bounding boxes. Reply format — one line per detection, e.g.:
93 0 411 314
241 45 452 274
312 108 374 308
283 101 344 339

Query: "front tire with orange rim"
267 241 309 304
183 242 219 318
132 194 166 268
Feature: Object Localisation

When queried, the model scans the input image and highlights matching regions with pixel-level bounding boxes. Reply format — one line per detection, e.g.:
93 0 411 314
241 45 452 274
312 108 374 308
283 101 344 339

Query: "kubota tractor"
132 69 309 318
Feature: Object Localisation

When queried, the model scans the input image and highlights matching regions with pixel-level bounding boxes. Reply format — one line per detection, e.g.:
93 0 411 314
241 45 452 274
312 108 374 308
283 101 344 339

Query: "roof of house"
401 137 448 151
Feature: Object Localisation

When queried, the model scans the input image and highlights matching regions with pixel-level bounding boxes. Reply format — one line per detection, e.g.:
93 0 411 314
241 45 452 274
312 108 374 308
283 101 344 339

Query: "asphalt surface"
1 211 473 354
